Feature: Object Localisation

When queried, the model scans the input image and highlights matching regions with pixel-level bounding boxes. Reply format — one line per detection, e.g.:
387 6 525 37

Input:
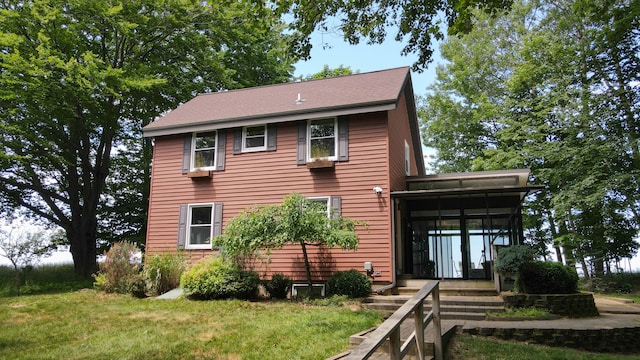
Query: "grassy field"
0 290 382 359
0 264 92 297
2 265 640 359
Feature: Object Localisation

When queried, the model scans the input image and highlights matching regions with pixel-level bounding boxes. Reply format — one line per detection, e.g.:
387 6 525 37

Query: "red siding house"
143 67 535 291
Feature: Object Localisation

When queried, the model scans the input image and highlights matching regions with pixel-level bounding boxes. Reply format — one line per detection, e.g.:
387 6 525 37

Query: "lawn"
0 290 382 360
3 265 640 359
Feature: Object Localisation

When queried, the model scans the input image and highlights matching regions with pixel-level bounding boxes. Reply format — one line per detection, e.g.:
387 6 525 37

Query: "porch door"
412 219 463 279
466 218 490 279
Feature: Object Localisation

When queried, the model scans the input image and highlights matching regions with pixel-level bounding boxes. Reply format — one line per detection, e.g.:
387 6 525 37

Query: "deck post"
432 284 443 360
414 302 425 359
389 328 401 360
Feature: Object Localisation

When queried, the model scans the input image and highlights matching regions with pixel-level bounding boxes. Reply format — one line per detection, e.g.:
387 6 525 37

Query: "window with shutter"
183 131 226 174
298 117 348 165
307 196 342 219
177 203 223 250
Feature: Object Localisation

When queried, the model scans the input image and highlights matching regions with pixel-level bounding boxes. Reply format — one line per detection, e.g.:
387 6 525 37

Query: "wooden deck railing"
345 280 442 360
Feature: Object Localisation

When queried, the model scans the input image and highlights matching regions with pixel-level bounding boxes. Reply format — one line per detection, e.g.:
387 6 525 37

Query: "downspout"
375 197 397 294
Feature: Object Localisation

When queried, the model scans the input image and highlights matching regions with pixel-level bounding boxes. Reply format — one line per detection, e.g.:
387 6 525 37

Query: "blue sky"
292 29 441 98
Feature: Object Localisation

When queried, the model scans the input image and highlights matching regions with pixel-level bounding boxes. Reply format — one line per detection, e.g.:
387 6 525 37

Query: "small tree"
214 193 366 291
0 228 54 296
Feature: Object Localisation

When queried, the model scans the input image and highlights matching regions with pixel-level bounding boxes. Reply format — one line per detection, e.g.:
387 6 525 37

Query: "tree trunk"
545 209 563 263
578 255 590 280
299 240 313 291
593 258 605 277
12 262 20 296
68 222 98 277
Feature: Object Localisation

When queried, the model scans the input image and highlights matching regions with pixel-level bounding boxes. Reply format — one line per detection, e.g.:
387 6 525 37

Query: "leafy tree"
0 228 54 296
272 0 514 70
420 0 639 277
0 0 296 276
213 193 366 290
302 65 355 80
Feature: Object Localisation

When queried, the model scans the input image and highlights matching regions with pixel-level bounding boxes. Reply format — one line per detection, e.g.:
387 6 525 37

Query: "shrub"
144 253 186 296
518 261 578 294
93 241 141 294
494 245 535 275
265 273 291 299
128 274 147 298
180 257 260 300
327 269 371 298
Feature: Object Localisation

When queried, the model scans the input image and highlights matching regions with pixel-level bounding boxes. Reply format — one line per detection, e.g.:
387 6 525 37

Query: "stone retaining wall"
502 293 599 317
463 326 640 354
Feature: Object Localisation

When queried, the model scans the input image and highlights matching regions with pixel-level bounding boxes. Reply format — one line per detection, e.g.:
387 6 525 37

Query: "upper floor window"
308 118 337 161
242 125 267 152
297 118 348 166
192 131 217 170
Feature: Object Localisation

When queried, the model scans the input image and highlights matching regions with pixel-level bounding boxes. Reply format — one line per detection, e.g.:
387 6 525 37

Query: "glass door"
466 218 490 279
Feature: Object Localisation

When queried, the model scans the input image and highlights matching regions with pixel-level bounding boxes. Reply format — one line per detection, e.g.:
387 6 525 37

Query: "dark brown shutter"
216 130 226 170
267 124 277 151
297 121 307 165
338 117 349 161
232 128 242 154
177 204 188 249
182 134 191 174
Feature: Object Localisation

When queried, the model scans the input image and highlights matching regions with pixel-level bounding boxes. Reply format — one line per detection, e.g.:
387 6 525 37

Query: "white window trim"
241 125 267 152
191 131 217 171
307 118 338 162
308 196 331 218
186 203 215 250
405 139 411 176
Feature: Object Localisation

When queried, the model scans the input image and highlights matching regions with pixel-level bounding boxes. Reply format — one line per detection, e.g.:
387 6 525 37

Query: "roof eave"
142 101 398 138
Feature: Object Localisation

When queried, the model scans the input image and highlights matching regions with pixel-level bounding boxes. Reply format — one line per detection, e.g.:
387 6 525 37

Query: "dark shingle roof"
143 67 412 137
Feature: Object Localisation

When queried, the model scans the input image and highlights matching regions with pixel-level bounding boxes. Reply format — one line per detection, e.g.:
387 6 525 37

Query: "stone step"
362 293 505 321
396 286 498 297
397 279 496 289
363 302 504 314
364 294 504 307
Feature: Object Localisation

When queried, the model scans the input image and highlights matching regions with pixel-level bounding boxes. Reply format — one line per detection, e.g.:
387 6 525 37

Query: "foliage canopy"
421 0 640 276
0 0 296 276
273 0 514 70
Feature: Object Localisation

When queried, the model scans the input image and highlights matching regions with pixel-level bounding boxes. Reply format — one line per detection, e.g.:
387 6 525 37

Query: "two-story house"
143 67 535 292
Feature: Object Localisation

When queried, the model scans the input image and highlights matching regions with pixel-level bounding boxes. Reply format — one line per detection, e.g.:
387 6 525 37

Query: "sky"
292 28 441 99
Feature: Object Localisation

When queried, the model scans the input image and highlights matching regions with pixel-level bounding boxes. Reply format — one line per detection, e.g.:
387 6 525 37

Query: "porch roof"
390 185 543 200
392 169 543 200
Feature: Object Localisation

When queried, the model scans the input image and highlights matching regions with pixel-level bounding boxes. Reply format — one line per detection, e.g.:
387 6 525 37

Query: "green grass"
0 264 92 297
447 334 640 359
602 292 640 304
579 272 640 304
0 290 382 359
486 307 552 318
